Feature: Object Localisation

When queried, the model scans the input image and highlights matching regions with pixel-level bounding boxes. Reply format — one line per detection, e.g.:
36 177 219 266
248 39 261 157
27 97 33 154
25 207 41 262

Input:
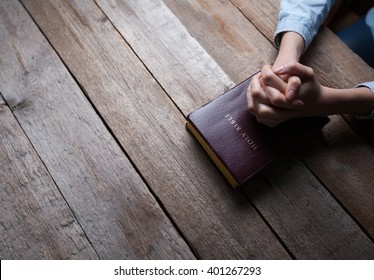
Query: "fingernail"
287 89 295 100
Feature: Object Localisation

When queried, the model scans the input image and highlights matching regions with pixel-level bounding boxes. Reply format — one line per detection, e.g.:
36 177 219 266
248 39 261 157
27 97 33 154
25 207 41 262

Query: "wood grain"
21 0 290 259
5 0 372 259
0 95 98 259
99 0 236 112
117 0 374 258
0 0 193 259
246 155 374 259
295 116 374 238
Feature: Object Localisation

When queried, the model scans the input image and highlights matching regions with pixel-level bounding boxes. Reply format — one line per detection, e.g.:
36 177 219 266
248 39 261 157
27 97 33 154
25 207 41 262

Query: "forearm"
273 32 304 69
317 86 374 116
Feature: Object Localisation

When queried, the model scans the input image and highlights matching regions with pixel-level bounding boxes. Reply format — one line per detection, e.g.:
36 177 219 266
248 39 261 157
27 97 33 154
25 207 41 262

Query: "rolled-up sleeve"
356 82 374 120
274 0 336 51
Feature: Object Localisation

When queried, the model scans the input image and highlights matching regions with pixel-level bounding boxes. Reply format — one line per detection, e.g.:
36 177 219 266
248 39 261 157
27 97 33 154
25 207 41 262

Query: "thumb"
285 75 302 101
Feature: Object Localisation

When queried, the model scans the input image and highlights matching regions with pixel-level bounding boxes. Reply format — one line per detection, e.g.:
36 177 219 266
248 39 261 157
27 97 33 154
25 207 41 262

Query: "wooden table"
1 0 374 259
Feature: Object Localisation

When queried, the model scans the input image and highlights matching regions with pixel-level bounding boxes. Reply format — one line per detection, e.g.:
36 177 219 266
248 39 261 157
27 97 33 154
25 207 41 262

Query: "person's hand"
246 64 303 127
274 62 323 112
275 62 374 117
247 62 327 126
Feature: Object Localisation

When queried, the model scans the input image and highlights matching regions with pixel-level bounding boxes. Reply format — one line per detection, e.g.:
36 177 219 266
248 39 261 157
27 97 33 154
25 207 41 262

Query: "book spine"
186 121 238 188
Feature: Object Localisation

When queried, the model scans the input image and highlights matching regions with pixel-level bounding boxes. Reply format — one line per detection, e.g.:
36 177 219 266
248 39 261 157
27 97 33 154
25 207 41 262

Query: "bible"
186 76 329 188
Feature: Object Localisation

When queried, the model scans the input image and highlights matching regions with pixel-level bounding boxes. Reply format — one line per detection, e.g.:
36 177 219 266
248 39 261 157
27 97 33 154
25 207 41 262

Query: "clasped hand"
247 62 323 127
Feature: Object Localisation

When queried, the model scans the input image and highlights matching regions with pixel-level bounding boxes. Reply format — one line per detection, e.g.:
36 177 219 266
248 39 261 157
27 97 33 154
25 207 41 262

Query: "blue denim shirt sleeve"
274 0 374 120
365 7 374 38
274 0 336 51
355 82 374 120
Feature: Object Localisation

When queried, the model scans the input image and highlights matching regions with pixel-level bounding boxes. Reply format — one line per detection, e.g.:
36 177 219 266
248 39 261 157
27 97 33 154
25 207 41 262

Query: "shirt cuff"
274 15 316 51
355 82 374 120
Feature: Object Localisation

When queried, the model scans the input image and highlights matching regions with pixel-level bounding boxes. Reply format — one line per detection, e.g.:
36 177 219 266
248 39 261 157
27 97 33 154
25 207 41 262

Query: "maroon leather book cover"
186 76 329 188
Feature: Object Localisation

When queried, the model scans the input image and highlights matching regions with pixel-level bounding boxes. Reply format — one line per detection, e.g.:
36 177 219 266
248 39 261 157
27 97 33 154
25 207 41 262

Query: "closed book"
186 75 329 188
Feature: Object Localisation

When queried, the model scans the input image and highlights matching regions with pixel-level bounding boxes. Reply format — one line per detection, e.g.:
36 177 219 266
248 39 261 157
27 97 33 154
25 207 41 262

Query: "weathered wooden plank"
99 0 374 258
163 0 278 82
0 95 98 259
100 0 236 112
100 0 276 101
230 0 374 240
22 0 290 259
228 0 281 48
344 115 374 147
0 0 193 259
295 116 374 238
247 155 374 259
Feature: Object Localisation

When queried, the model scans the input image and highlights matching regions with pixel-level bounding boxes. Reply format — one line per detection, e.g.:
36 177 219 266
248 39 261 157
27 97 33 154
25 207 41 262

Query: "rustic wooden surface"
0 94 98 259
0 0 373 259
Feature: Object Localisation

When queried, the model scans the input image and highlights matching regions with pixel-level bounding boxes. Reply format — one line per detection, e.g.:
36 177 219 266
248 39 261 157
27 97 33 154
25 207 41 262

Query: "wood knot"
99 16 109 23
5 94 22 109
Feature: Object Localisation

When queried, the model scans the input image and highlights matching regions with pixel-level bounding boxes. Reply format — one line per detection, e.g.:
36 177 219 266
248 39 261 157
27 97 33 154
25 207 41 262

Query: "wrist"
273 32 304 69
319 86 374 115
